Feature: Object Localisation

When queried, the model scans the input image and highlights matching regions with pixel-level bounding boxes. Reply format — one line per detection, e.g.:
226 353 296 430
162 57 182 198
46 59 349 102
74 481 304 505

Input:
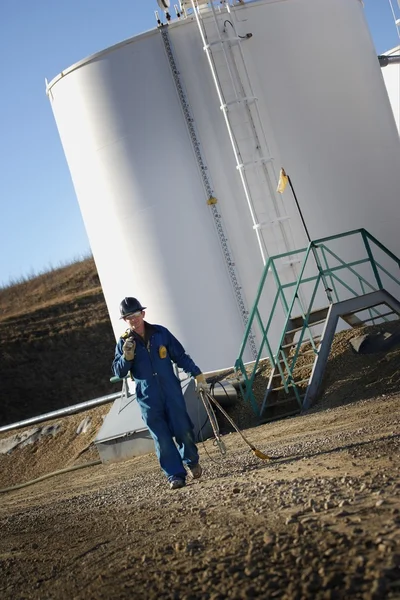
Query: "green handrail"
235 228 400 416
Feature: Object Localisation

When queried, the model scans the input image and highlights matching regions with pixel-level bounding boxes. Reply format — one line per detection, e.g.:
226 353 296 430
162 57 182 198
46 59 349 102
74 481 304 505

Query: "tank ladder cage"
157 22 258 359
234 228 400 418
188 0 299 271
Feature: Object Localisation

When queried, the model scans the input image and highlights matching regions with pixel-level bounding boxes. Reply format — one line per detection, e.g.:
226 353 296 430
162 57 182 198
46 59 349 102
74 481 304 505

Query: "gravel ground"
0 392 399 599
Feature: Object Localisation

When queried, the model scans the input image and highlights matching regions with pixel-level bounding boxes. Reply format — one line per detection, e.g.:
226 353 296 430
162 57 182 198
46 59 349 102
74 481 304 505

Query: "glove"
195 373 208 393
123 339 136 361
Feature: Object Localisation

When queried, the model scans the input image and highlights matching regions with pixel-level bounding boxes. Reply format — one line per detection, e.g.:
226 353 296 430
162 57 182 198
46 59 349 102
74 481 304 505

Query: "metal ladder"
259 302 379 417
186 0 298 270
259 291 400 421
158 21 258 359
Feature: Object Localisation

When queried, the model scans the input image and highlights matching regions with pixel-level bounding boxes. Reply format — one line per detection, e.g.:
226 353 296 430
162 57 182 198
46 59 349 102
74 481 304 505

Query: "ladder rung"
236 157 273 170
221 96 258 109
253 216 290 230
206 38 242 49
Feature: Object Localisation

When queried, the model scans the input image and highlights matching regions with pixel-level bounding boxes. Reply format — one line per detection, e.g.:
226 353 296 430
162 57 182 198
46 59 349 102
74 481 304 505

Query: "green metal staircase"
234 229 400 421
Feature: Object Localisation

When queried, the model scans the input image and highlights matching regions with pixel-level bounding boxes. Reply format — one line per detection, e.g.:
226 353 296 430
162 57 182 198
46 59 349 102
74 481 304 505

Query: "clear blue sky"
0 0 398 287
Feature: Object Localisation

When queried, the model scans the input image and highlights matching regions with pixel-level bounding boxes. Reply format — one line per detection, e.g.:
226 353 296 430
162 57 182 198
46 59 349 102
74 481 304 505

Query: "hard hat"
119 297 146 319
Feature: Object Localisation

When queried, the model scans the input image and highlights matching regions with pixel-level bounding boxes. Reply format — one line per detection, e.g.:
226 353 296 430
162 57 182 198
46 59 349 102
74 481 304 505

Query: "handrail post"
320 245 339 303
311 243 333 303
236 257 271 363
361 230 383 289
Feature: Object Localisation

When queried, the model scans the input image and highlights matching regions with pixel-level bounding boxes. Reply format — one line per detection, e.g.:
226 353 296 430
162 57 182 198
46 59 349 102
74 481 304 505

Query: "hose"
199 389 227 456
200 389 277 461
0 460 101 494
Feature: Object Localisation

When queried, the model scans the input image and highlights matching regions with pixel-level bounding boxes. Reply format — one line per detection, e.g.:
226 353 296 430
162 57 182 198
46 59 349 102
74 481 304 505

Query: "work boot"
188 464 202 479
169 476 186 490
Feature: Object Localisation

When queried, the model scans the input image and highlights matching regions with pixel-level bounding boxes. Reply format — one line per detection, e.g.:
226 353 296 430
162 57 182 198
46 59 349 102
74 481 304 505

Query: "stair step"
271 378 310 392
341 312 365 327
281 335 322 350
288 307 330 331
300 347 320 356
271 362 315 379
276 347 320 362
262 395 304 408
284 318 327 337
260 345 319 365
258 407 301 424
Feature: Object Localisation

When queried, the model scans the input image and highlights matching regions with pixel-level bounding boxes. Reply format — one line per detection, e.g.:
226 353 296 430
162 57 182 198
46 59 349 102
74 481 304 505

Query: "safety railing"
235 228 400 415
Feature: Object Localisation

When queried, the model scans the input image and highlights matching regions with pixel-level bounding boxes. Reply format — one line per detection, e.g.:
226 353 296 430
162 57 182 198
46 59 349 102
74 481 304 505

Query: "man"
112 297 208 490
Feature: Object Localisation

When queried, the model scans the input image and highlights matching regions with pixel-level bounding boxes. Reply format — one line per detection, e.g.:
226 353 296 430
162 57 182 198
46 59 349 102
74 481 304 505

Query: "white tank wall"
234 0 400 249
166 0 400 347
47 32 250 372
168 13 306 344
48 0 400 370
381 46 400 133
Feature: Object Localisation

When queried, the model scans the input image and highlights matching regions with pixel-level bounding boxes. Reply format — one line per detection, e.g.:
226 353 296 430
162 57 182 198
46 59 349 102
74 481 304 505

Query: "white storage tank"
46 28 251 372
47 0 400 372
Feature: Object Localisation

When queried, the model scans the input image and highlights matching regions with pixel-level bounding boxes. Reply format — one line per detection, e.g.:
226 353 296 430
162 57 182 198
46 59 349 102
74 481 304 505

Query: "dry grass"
0 257 99 319
0 258 116 426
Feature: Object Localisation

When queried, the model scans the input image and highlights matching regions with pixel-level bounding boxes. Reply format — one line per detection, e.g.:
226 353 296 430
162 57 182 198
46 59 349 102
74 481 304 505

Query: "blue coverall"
113 322 201 482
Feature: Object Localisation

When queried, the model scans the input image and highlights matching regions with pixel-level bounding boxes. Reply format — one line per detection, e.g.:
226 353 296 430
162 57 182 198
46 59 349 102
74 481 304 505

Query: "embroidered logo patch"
159 345 167 359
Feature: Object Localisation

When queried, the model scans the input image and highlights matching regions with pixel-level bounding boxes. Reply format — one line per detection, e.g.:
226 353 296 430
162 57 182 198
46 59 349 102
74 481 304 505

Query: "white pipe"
0 392 121 434
0 354 268 436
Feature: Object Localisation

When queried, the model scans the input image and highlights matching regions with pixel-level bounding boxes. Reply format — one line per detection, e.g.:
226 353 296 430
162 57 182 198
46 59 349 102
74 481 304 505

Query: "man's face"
124 310 145 330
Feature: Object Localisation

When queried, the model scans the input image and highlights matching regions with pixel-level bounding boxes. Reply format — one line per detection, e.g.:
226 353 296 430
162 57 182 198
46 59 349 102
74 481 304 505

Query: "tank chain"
159 25 257 360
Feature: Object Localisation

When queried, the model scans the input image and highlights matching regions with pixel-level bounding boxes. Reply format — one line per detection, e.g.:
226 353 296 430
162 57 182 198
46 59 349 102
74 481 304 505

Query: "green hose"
0 460 102 494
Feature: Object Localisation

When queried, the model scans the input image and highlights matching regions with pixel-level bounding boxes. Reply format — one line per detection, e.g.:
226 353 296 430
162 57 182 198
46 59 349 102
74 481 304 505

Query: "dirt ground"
2 244 400 598
0 390 399 599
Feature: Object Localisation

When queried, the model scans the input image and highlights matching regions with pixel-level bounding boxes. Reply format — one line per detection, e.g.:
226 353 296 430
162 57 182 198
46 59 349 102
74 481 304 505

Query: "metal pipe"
0 392 122 434
378 55 400 67
0 357 263 436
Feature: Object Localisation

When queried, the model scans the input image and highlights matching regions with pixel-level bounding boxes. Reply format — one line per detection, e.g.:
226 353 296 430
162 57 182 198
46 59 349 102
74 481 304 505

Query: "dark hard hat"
119 297 146 319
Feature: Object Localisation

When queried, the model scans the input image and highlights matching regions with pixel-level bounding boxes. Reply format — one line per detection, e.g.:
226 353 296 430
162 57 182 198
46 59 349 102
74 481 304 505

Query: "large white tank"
47 0 400 371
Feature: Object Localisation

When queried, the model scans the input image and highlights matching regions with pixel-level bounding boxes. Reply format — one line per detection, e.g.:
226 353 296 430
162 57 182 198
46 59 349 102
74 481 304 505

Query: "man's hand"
123 339 136 361
195 373 208 393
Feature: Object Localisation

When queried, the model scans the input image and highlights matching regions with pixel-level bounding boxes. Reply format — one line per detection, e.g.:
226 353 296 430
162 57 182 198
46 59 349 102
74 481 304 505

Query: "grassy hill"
0 259 116 426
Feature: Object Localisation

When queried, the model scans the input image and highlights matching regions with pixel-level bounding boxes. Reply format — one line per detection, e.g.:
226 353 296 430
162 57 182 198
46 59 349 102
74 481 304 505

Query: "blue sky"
0 0 398 287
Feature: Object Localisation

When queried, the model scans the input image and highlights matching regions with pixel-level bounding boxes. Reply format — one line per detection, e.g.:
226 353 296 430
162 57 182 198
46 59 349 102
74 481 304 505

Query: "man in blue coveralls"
113 297 208 490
